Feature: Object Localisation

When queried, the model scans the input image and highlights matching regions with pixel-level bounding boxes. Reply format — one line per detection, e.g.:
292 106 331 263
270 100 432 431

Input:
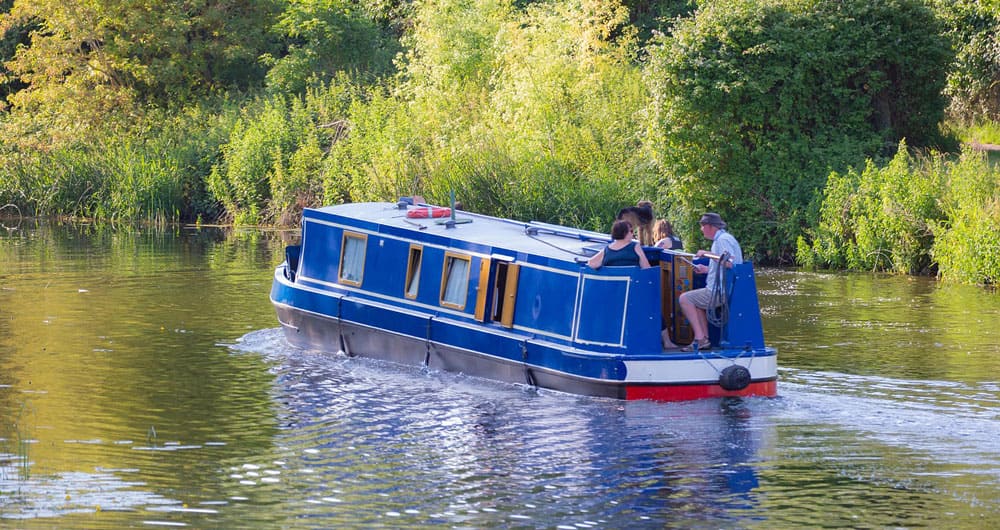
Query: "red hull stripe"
625 380 777 402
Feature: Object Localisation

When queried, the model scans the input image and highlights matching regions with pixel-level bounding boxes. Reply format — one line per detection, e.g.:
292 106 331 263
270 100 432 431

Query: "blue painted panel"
272 277 343 319
413 246 445 307
299 221 343 284
446 237 491 257
469 256 488 314
429 319 523 362
577 273 628 344
721 263 766 349
525 340 627 381
574 267 662 352
622 267 663 352
340 296 432 340
359 234 410 296
513 266 576 338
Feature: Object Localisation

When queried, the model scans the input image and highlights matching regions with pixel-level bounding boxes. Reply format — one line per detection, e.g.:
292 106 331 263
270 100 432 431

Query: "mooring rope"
706 251 731 331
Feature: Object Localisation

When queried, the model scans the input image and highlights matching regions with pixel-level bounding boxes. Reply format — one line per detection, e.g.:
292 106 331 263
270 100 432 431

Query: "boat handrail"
524 221 610 243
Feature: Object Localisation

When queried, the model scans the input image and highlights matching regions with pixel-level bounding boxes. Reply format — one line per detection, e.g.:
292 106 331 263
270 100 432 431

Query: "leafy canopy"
644 0 952 261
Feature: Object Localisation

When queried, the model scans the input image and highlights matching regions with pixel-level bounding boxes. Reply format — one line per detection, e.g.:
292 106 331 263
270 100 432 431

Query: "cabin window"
405 245 422 299
339 232 367 286
440 252 471 309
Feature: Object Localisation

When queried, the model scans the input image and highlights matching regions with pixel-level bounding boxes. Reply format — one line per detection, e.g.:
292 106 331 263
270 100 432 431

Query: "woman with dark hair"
587 220 651 270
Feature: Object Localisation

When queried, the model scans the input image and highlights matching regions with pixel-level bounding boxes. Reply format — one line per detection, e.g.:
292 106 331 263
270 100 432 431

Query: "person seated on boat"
652 218 683 349
678 213 743 351
653 219 683 250
587 220 652 270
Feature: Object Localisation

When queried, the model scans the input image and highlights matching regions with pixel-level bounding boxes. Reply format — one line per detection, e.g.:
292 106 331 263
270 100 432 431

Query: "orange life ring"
406 207 452 219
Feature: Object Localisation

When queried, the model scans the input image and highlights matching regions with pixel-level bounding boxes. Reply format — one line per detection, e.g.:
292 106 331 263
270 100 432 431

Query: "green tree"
0 0 35 108
645 0 953 261
935 0 1000 123
621 0 694 44
262 0 401 94
1 0 279 147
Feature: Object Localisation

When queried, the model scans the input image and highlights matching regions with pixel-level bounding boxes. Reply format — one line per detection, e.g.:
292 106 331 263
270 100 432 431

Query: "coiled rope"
706 251 731 331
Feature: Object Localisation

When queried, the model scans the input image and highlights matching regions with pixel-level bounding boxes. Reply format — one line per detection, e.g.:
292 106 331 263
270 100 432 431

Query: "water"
1 222 999 528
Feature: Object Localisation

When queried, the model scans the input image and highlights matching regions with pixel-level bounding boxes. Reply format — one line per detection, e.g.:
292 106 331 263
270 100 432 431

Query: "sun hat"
699 212 726 228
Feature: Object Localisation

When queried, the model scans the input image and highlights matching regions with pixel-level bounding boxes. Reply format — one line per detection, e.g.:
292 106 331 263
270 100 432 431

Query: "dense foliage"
645 0 952 261
0 0 279 149
936 0 1000 123
262 0 401 94
1 0 999 283
798 141 943 275
798 142 1000 284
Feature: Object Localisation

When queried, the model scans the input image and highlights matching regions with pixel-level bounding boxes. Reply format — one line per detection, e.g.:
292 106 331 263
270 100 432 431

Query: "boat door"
474 255 519 327
660 253 694 344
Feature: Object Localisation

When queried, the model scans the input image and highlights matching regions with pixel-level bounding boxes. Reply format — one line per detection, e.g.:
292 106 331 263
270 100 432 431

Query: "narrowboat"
270 199 777 401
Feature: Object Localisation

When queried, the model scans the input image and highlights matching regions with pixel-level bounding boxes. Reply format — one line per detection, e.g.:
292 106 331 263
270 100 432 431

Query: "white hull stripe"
624 357 777 383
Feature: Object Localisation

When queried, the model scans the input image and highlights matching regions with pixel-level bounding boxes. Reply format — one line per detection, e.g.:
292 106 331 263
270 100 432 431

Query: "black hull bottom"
274 304 628 399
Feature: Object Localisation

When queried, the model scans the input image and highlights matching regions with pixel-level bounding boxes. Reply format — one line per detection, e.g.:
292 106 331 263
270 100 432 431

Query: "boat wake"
778 367 1000 454
775 367 1000 515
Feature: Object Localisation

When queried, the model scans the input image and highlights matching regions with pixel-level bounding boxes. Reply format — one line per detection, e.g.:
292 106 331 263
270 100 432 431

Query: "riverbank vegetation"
0 0 998 283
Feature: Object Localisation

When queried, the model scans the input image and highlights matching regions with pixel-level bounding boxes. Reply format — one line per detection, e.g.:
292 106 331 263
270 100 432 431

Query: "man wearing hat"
678 212 743 351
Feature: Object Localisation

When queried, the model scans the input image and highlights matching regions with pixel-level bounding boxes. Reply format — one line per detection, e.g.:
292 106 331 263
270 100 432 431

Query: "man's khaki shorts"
681 287 717 309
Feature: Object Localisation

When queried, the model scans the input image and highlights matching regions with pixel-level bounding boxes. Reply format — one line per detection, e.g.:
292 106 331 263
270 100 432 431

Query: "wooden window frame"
405 244 423 299
338 231 367 286
440 252 471 310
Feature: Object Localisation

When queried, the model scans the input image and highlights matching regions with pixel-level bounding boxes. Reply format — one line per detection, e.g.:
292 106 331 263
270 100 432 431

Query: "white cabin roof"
311 202 614 263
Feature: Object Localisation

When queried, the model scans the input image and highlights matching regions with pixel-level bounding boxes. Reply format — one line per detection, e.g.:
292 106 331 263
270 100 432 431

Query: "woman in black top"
587 220 651 270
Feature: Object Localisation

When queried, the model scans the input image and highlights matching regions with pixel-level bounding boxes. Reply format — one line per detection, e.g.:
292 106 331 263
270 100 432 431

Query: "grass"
948 119 1000 146
944 120 1000 167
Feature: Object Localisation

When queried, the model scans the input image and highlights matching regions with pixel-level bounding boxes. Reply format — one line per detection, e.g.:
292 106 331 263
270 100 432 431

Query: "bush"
936 0 1000 123
644 0 953 262
800 142 945 274
931 149 1000 284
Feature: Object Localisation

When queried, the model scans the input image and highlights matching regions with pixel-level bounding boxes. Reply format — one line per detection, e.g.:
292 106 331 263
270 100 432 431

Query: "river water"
1 221 998 528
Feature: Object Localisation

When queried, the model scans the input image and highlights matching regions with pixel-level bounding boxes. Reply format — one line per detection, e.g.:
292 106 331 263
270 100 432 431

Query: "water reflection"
0 222 286 526
757 269 1000 380
215 329 777 528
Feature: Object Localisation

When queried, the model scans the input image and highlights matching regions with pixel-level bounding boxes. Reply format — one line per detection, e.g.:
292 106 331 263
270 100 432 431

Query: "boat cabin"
284 201 766 357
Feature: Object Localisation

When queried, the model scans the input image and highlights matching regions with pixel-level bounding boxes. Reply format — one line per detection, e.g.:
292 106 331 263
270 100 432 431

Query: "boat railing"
523 221 610 243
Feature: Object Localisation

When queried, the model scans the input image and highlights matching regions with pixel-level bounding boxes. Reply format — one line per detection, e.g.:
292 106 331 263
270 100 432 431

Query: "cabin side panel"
576 275 628 346
298 220 343 284
623 268 664 350
511 266 577 339
359 233 417 297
